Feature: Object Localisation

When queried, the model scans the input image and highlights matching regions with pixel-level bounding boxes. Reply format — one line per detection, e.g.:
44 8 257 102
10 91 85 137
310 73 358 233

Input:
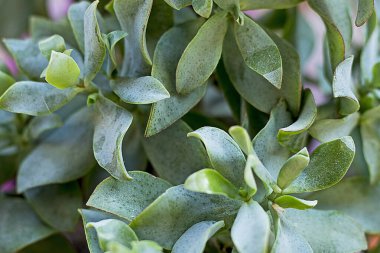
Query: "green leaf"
145 20 206 137
240 0 304 10
0 81 81 116
176 12 228 94
361 105 380 183
24 182 82 232
356 0 374 26
38 35 66 59
84 0 106 84
108 241 163 253
243 155 257 197
184 169 241 199
87 219 138 251
87 172 171 221
283 136 355 194
111 77 169 104
280 209 367 252
172 221 224 253
68 1 91 53
332 56 360 115
308 0 352 70
277 147 309 189
271 218 313 253
309 112 359 142
278 90 317 152
0 198 55 253
3 38 48 79
235 15 282 88
103 30 128 73
228 125 253 155
17 107 95 192
162 0 191 10
114 0 153 76
310 177 380 233
231 201 270 253
274 195 317 210
18 235 76 253
143 120 210 184
0 71 15 96
130 186 242 249
93 96 133 180
45 51 80 89
213 0 243 24
188 126 246 188
192 0 213 18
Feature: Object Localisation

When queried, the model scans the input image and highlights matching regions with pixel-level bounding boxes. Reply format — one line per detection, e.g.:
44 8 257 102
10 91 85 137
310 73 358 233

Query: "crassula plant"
0 0 379 252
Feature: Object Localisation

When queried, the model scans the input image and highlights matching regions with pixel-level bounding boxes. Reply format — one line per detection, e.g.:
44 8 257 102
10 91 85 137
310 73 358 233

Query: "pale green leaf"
38 35 66 59
68 1 91 53
192 0 213 18
45 51 80 89
228 125 253 155
277 148 309 189
163 0 191 10
356 0 374 26
274 195 317 210
0 71 15 95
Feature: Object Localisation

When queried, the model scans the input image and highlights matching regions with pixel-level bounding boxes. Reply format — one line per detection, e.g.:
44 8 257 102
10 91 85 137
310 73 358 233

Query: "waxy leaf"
228 125 253 155
103 30 128 73
271 218 313 253
87 172 171 221
235 15 282 88
17 107 95 192
130 186 242 249
108 240 163 253
111 76 169 104
45 51 80 89
274 195 317 210
114 0 153 76
308 0 352 70
68 1 91 53
280 209 367 252
277 148 309 189
25 182 82 232
240 0 304 10
93 96 133 180
184 169 241 199
0 81 81 116
176 12 228 94
143 120 210 184
278 90 316 152
309 112 359 142
3 38 48 79
84 0 106 84
146 20 206 136
192 0 213 18
172 221 224 253
243 155 258 197
231 201 270 253
283 137 355 194
356 0 374 26
310 177 380 233
188 127 246 187
38 35 66 59
332 56 360 115
0 198 55 253
88 219 138 251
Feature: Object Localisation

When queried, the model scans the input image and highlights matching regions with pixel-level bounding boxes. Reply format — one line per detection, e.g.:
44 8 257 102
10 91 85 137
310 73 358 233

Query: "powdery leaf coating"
172 221 224 253
17 107 96 192
235 15 282 88
93 96 133 180
0 81 80 116
231 201 270 253
0 198 55 253
45 51 80 89
130 186 242 249
283 136 355 194
24 182 82 232
68 1 90 53
163 0 192 10
176 11 228 94
356 0 374 26
111 76 169 104
87 171 172 221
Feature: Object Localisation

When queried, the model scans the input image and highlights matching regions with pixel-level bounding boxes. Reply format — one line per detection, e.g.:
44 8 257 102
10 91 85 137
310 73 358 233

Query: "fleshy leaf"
188 127 246 188
87 172 171 221
231 201 270 253
283 136 355 194
356 0 374 26
0 81 81 116
68 1 90 53
163 0 192 10
111 76 169 104
332 56 360 115
24 114 63 141
184 169 241 199
38 35 66 59
176 12 228 94
228 125 253 155
235 15 282 88
192 0 213 18
24 182 82 232
45 51 80 89
172 221 224 253
277 148 309 189
130 185 242 249
93 96 133 180
274 195 317 210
